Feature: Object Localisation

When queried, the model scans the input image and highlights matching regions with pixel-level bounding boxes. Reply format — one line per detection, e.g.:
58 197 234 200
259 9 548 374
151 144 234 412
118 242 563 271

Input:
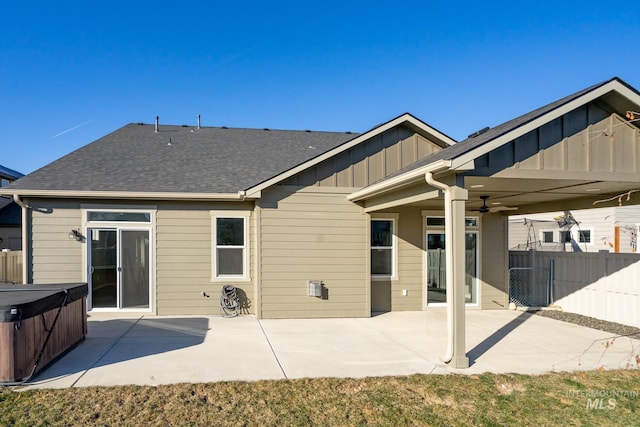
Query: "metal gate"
509 267 550 307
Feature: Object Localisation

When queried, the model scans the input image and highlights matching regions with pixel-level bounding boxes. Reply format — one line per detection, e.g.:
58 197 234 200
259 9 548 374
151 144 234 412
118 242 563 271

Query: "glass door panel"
89 229 117 308
426 232 478 305
427 233 447 304
465 233 477 303
120 230 150 309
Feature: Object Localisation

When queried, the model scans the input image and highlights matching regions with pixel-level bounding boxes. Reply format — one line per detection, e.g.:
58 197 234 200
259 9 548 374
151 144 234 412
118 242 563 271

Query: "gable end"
281 125 445 188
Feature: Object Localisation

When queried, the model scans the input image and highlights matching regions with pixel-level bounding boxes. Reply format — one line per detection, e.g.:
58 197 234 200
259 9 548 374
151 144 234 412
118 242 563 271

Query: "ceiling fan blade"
488 206 518 213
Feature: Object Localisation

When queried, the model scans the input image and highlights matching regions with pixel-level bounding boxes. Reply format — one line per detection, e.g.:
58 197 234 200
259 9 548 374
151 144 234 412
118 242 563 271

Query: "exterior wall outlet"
402 289 408 296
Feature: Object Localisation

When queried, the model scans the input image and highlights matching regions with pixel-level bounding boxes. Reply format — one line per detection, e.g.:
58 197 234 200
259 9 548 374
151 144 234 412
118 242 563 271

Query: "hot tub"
0 283 88 384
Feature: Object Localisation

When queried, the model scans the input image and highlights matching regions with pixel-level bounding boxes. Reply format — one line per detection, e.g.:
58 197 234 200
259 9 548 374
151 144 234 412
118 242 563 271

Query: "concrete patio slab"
19 309 640 389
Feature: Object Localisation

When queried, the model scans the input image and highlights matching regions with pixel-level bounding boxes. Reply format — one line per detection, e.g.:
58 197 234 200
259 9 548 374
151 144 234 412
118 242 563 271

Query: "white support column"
450 186 469 368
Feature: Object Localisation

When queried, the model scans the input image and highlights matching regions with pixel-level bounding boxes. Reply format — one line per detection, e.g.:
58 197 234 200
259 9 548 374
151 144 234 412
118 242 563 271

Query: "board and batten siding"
258 186 368 318
476 109 640 178
29 199 84 284
282 127 444 188
155 201 255 315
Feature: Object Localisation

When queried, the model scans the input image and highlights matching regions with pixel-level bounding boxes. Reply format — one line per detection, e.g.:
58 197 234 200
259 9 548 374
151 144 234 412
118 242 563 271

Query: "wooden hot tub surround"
0 283 88 384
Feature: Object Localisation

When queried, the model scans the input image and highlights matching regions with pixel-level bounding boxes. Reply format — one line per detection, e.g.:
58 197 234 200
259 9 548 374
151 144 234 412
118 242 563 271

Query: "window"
87 211 151 222
541 229 592 246
576 229 591 244
212 213 249 279
1 179 8 187
371 218 395 277
426 216 478 228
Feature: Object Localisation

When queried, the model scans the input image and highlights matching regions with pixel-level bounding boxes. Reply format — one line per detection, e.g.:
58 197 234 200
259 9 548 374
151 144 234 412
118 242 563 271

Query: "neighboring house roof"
0 165 24 180
4 125 359 195
0 197 21 225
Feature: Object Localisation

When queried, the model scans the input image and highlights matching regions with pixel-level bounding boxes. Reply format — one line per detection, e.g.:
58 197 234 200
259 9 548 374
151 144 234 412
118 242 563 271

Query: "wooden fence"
510 250 640 327
0 250 22 284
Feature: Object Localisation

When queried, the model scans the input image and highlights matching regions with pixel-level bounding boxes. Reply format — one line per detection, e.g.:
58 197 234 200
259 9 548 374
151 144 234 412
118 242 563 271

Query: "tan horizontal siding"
261 263 363 273
260 271 366 281
261 286 366 296
154 201 255 315
260 233 364 243
261 241 364 250
259 186 368 319
30 199 83 284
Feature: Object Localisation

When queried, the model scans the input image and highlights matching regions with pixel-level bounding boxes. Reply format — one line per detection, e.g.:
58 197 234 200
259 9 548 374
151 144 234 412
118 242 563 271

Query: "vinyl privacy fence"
0 250 22 284
510 250 640 327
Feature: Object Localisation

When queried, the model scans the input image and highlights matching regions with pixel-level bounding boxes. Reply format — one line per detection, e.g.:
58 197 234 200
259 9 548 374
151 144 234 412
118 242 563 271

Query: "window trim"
539 228 594 246
422 212 481 307
574 228 593 245
211 210 251 281
370 214 398 280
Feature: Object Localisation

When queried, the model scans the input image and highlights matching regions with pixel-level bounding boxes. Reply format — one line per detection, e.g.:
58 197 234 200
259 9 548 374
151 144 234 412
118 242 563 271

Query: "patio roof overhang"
348 77 640 369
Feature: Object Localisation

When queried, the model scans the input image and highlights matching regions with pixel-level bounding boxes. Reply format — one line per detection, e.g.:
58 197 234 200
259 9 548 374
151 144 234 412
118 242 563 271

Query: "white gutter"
12 194 29 284
423 162 454 363
0 189 252 201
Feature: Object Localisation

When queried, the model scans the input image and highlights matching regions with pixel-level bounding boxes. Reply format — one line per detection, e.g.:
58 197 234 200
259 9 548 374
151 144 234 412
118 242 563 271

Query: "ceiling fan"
471 195 518 213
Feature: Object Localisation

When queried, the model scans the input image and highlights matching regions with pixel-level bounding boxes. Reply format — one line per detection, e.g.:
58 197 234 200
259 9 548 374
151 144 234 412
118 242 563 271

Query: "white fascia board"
2 189 247 201
245 114 457 198
450 80 631 170
363 189 440 212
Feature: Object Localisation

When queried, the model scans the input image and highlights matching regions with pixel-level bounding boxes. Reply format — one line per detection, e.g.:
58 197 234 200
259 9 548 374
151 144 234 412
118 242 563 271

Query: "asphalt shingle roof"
6 125 358 194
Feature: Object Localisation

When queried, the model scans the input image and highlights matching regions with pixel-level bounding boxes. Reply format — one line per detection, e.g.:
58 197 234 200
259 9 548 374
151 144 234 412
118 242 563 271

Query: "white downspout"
424 171 454 363
12 194 29 284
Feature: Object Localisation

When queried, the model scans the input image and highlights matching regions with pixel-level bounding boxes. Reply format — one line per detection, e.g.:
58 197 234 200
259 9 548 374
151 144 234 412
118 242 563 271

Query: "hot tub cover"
0 283 87 322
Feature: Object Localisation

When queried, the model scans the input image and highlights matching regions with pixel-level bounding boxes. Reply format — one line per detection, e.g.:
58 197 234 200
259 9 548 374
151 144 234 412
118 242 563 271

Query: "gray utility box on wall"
308 280 323 297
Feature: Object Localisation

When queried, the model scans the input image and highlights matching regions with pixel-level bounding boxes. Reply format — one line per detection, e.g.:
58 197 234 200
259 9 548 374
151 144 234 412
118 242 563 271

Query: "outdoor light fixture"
68 229 83 241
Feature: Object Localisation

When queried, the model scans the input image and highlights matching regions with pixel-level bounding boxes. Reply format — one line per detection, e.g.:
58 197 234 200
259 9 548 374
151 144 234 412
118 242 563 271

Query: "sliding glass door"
89 228 150 309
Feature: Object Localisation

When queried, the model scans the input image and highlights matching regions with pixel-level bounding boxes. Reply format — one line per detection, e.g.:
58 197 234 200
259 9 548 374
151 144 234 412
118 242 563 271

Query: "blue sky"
2 1 639 174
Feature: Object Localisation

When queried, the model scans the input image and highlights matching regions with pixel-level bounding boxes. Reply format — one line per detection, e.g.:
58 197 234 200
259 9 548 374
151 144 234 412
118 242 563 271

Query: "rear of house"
3 77 640 323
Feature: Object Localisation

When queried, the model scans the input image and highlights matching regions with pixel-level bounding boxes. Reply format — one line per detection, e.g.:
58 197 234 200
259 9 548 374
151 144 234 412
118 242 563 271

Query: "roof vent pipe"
155 116 159 133
197 114 201 129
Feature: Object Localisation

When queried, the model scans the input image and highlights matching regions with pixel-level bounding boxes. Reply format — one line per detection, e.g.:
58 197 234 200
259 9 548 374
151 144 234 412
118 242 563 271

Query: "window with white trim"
371 218 396 278
212 213 249 279
575 229 592 244
540 229 593 245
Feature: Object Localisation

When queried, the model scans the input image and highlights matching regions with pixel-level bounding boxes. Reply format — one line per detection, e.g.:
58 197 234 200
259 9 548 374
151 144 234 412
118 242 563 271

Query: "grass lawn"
1 370 639 426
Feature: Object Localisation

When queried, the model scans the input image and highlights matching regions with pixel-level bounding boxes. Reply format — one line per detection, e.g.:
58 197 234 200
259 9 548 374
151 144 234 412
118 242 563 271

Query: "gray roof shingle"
6 125 358 194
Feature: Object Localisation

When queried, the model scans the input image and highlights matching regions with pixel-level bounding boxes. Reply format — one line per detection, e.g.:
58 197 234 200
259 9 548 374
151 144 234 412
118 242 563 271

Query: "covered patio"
349 77 640 367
